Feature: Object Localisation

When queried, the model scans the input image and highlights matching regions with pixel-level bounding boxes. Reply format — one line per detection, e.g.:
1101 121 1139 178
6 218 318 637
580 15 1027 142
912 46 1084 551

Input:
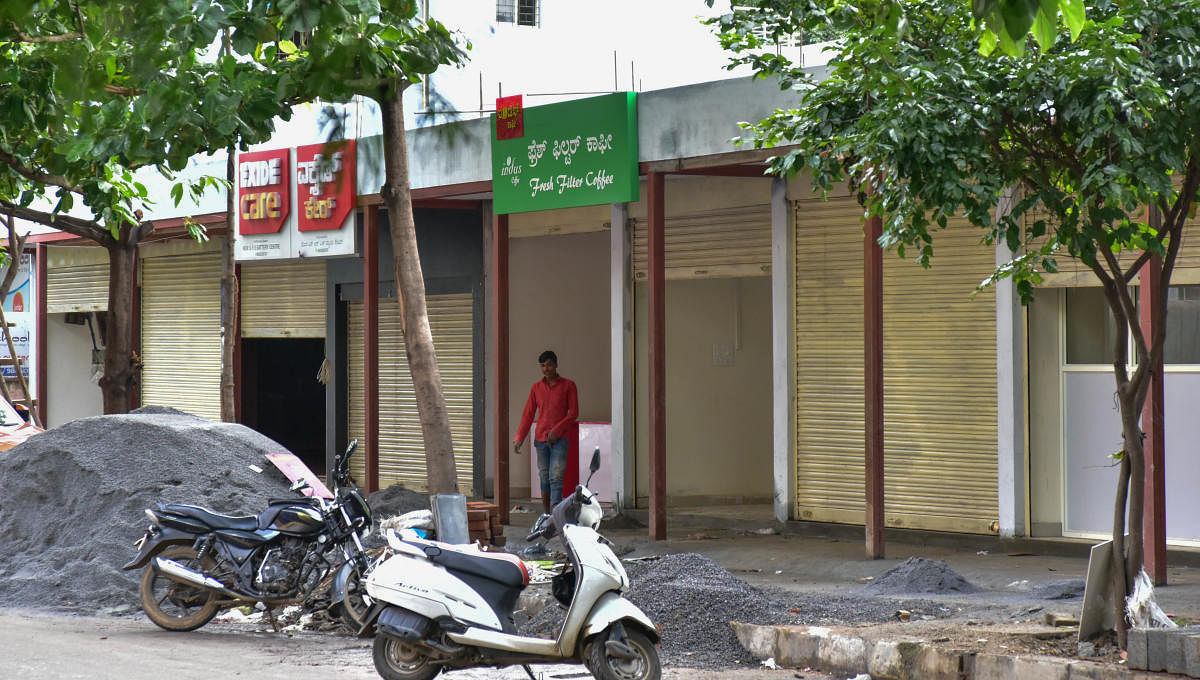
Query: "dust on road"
0 609 838 680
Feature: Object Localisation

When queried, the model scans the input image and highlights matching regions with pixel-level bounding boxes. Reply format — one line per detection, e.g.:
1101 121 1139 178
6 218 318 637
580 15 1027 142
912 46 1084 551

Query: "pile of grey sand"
0 407 292 612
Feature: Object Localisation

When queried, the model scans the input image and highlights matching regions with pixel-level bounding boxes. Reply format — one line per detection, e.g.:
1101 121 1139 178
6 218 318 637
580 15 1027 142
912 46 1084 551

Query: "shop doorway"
241 338 326 475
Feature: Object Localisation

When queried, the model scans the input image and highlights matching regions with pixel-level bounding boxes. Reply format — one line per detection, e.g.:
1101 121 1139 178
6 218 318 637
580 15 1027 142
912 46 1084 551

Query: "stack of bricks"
466 501 506 547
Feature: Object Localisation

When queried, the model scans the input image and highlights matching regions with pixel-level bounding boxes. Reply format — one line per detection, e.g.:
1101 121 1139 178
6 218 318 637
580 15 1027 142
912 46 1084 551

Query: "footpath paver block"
865 639 925 680
973 652 1015 680
774 625 829 668
1126 628 1149 670
1146 627 1172 672
915 645 973 680
1182 630 1200 678
817 631 868 676
976 654 1070 680
729 621 777 660
1067 660 1130 679
1011 656 1072 680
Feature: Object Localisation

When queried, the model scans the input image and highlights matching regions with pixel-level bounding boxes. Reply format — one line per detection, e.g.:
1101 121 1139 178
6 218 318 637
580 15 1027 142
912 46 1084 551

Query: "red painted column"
1140 249 1166 585
35 243 47 426
364 205 380 495
647 172 667 541
864 187 885 560
492 210 511 525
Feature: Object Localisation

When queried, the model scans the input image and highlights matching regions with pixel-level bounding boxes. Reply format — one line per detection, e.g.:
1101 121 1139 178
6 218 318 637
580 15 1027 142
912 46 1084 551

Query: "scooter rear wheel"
588 627 661 680
372 634 440 680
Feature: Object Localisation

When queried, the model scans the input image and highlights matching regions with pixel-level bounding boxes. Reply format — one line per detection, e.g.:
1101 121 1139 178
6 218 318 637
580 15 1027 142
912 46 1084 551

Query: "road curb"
730 622 1172 680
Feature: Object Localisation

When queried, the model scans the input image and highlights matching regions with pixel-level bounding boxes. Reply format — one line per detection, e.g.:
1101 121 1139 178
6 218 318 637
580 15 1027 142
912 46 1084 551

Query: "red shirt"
515 377 578 442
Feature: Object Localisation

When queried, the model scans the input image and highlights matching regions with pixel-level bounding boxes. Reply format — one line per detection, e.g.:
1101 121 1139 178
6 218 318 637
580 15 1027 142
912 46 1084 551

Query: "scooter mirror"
585 448 601 486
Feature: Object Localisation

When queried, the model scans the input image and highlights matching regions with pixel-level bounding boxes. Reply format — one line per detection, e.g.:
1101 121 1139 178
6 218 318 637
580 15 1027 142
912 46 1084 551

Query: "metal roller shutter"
793 196 999 533
47 264 109 312
347 294 474 492
633 204 772 280
140 252 222 420
241 260 327 338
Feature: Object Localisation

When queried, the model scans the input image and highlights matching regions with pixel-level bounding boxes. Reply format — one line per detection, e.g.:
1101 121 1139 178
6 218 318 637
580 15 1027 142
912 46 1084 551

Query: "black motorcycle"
124 440 373 632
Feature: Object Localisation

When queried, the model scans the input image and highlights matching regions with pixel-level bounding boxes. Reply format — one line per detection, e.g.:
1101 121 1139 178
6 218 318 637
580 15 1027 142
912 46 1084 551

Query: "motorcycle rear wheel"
372 634 440 680
140 544 220 632
587 627 661 680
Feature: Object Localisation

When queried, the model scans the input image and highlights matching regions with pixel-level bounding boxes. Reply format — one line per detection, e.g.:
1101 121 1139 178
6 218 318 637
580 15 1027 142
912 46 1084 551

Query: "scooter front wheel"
587 627 661 680
372 634 440 680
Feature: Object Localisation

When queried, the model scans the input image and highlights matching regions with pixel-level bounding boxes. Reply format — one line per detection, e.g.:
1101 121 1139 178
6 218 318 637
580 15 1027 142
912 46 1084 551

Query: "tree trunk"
378 81 458 494
220 149 238 422
99 231 140 414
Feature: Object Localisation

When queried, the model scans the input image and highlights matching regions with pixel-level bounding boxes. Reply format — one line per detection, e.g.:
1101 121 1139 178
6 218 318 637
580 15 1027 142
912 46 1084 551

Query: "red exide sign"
296 140 356 232
496 94 524 140
238 148 290 235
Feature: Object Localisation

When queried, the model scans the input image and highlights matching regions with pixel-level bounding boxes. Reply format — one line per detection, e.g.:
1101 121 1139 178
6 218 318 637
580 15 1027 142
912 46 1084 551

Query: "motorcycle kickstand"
521 664 537 680
264 605 281 633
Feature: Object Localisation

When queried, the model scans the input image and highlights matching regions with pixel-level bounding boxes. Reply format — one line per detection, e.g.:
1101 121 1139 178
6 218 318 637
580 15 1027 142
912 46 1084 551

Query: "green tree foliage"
706 0 1085 56
0 0 466 479
711 0 1200 645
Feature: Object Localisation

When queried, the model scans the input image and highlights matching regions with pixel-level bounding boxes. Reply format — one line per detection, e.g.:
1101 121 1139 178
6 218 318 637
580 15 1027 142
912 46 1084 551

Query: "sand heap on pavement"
862 556 979 595
0 408 292 612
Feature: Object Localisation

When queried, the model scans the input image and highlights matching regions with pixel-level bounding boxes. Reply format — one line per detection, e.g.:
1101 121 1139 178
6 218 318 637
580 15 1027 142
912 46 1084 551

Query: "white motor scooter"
360 449 660 680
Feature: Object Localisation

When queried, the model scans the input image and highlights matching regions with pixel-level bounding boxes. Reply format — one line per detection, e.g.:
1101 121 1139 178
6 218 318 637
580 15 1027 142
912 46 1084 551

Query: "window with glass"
1065 288 1120 365
496 0 539 26
1065 285 1200 365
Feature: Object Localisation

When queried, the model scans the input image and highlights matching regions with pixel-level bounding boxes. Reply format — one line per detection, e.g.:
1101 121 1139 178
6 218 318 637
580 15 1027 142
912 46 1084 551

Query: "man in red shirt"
513 350 578 513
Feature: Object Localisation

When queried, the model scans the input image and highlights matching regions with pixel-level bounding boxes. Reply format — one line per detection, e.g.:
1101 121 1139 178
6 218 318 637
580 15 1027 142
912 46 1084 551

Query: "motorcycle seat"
410 541 529 587
162 503 259 531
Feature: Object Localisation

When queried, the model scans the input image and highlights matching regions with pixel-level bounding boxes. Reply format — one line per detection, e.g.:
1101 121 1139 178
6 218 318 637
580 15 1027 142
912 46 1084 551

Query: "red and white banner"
237 149 290 236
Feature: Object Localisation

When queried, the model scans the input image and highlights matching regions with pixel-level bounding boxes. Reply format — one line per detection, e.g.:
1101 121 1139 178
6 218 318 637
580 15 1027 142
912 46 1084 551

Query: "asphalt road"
0 609 834 680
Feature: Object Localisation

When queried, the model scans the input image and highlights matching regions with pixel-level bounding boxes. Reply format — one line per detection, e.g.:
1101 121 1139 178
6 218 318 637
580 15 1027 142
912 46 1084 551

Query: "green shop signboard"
491 92 638 214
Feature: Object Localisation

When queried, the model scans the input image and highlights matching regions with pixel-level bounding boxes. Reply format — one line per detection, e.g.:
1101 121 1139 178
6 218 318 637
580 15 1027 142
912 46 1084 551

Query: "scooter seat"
411 542 529 587
162 503 259 531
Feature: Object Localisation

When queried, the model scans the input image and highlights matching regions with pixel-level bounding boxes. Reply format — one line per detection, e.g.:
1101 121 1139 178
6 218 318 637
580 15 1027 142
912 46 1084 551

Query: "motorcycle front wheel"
372 634 440 680
339 565 373 634
139 544 220 632
587 627 661 680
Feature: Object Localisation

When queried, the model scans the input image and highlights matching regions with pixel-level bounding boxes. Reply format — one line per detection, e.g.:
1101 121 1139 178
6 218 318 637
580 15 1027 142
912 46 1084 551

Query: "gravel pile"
517 552 958 670
0 409 292 612
861 557 978 596
367 484 429 519
1033 578 1086 600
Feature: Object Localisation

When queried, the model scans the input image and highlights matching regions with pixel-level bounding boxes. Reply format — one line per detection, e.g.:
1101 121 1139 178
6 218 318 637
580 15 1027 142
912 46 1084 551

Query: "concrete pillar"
771 177 795 522
864 185 884 560
995 242 1028 537
364 205 380 495
610 203 635 510
647 172 666 541
1140 250 1166 585
491 211 510 524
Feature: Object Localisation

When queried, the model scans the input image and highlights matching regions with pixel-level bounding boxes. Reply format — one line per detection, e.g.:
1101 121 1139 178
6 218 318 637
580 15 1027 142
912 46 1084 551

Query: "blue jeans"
534 437 569 506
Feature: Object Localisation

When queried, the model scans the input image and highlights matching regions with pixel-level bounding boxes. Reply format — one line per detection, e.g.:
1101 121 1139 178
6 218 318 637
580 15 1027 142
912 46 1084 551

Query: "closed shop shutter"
140 252 222 420
47 264 109 312
347 294 474 492
241 260 327 338
793 196 999 533
46 246 109 313
633 204 772 281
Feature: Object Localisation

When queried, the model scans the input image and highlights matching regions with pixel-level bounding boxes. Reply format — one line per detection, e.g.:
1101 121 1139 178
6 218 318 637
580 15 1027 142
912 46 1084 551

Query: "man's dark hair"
538 350 557 364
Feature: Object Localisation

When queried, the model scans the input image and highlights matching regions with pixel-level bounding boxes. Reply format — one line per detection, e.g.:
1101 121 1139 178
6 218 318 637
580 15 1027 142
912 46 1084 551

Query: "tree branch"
0 150 81 194
0 201 111 244
104 84 145 96
7 23 83 43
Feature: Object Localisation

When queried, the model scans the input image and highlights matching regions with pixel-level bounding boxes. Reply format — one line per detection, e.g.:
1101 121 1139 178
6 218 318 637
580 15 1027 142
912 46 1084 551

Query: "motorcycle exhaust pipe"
153 557 242 599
